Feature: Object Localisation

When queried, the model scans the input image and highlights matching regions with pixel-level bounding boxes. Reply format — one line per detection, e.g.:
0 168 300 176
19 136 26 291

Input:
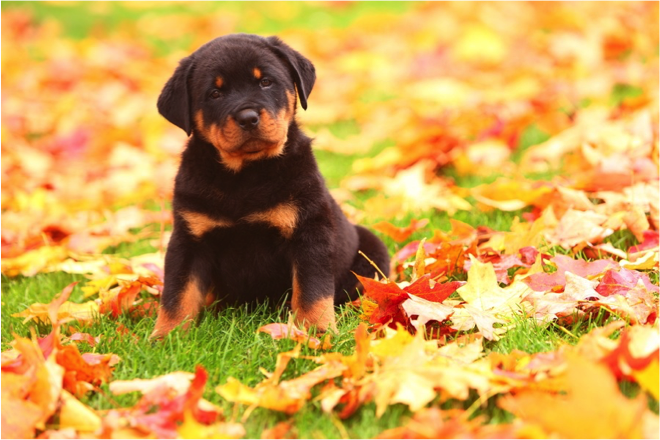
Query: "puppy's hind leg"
336 225 390 302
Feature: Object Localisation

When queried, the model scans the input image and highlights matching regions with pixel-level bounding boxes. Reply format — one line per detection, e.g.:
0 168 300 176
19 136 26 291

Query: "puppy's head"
158 34 315 172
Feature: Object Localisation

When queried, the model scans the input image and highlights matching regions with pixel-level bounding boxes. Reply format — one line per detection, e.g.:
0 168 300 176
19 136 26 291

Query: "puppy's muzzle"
235 108 260 131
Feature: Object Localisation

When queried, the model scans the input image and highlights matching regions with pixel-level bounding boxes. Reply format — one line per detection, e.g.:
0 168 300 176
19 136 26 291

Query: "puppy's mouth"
224 138 280 157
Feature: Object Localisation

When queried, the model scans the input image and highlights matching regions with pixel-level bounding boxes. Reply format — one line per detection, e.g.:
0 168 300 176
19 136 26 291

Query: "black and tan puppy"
151 34 390 338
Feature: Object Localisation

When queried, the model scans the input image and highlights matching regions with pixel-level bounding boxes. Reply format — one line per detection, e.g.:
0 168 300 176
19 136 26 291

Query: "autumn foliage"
2 2 659 439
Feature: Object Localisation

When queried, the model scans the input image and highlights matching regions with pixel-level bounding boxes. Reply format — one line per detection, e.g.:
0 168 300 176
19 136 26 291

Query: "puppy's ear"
157 55 195 135
266 36 316 110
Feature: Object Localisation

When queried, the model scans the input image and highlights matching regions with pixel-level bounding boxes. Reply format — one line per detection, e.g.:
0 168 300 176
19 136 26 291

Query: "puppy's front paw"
293 296 337 334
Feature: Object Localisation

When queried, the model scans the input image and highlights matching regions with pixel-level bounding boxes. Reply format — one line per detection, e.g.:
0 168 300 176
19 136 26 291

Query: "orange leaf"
500 353 651 438
371 218 429 242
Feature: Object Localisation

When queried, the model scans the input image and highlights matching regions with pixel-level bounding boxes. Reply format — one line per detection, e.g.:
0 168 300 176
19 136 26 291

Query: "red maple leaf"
525 255 618 291
596 268 659 297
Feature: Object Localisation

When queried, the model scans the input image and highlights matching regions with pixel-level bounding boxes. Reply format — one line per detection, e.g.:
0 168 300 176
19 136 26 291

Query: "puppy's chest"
176 180 303 240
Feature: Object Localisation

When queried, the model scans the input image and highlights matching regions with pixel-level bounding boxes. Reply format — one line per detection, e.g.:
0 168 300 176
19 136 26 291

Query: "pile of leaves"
2 281 244 439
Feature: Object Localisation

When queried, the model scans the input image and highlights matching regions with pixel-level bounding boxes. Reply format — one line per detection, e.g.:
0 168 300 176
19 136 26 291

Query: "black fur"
152 34 390 336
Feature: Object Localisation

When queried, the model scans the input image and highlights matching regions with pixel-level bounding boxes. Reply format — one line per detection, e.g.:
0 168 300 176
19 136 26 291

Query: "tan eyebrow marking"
253 67 262 79
215 76 224 88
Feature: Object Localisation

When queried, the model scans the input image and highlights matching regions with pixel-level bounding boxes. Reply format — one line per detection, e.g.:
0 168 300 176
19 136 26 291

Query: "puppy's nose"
235 109 260 130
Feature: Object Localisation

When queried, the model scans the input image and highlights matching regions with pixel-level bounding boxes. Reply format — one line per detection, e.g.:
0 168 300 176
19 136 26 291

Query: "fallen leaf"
371 218 429 242
258 323 321 349
500 352 652 438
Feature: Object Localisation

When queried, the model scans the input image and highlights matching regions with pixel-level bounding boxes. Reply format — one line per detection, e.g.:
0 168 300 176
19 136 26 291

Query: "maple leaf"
257 322 322 349
465 249 530 284
501 208 557 255
217 361 346 415
6 281 121 413
104 366 242 439
545 208 615 248
0 245 69 277
595 267 659 297
376 407 520 439
178 411 246 439
361 160 472 218
1 335 64 435
11 282 99 326
401 294 454 331
365 326 501 417
109 371 196 396
260 421 295 439
371 218 429 242
97 276 161 318
12 299 99 326
471 177 552 212
358 273 463 328
524 254 617 292
454 256 529 339
59 389 102 433
58 346 120 396
499 352 653 438
67 332 99 347
599 325 660 386
629 230 660 255
425 241 471 279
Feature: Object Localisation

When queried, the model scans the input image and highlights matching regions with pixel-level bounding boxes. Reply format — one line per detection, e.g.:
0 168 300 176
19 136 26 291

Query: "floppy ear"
266 36 316 110
157 55 195 135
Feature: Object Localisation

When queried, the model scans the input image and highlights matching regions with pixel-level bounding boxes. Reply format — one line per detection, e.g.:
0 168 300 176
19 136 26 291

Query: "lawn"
2 2 659 439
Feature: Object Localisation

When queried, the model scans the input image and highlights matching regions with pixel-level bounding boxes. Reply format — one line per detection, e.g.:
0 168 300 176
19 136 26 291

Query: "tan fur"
194 110 207 137
292 266 337 332
244 201 298 238
151 277 206 339
181 210 233 237
253 67 262 79
195 90 295 172
215 76 224 88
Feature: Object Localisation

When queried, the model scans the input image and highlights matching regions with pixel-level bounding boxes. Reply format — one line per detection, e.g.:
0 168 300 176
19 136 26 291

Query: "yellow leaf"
633 358 659 401
59 390 101 432
453 24 507 65
500 352 650 438
178 411 245 439
457 256 527 313
1 246 69 277
81 276 118 298
12 300 99 325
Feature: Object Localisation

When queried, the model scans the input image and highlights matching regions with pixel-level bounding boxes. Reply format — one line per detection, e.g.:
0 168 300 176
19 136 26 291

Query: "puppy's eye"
210 89 221 99
260 78 273 88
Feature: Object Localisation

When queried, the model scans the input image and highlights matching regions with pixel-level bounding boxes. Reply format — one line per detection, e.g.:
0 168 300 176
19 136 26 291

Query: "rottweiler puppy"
151 34 390 338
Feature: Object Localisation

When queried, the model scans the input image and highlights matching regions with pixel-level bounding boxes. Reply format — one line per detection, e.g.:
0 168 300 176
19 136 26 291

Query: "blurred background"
2 1 658 269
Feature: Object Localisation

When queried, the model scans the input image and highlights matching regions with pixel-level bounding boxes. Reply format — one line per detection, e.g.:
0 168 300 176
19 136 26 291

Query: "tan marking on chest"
180 210 233 237
244 202 298 238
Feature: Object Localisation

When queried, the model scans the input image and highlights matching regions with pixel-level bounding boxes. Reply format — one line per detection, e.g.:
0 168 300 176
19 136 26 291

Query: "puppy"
151 34 390 338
